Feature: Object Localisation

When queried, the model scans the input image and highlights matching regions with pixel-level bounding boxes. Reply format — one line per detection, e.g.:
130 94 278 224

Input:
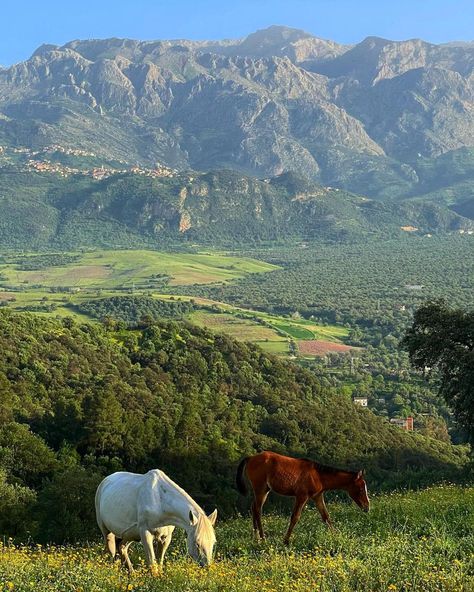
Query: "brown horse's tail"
236 457 249 495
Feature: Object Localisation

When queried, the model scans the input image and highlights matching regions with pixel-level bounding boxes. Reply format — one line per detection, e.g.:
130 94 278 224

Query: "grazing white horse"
95 469 217 574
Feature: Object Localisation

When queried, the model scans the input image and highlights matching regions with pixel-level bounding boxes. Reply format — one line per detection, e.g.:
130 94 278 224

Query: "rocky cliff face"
1 26 474 196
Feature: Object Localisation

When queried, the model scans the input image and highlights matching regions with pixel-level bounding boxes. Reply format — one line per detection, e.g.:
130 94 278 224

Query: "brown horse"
236 451 369 544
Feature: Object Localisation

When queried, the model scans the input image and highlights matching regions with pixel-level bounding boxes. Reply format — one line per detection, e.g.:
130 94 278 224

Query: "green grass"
0 249 278 289
254 312 349 342
272 322 315 340
190 311 281 342
1 486 473 591
187 306 349 355
0 249 349 357
258 340 290 355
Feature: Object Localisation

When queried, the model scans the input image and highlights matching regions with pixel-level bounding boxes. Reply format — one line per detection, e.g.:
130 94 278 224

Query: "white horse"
95 469 217 574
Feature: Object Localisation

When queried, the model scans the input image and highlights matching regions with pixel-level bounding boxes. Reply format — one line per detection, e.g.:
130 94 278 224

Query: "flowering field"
1 486 473 592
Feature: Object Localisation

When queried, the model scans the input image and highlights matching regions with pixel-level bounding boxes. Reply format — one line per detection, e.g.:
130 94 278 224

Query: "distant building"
353 397 368 407
390 417 414 431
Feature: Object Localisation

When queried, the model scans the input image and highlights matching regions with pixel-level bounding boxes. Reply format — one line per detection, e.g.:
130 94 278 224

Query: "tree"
0 469 36 538
402 301 474 440
0 423 57 488
35 466 103 543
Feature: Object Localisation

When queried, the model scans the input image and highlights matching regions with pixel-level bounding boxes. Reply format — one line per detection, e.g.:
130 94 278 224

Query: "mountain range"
1 26 474 199
1 26 474 247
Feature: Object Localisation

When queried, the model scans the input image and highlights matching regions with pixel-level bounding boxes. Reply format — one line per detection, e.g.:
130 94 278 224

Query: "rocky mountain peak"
1 29 474 193
240 25 313 47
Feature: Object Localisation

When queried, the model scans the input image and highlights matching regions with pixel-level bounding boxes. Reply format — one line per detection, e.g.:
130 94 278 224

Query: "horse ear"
208 509 217 526
189 510 198 526
357 470 364 479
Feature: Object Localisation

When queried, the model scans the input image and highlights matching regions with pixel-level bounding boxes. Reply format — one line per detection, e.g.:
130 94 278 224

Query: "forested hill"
0 168 471 249
0 311 467 542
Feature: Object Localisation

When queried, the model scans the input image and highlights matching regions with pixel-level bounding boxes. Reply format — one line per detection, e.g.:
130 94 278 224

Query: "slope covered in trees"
75 295 197 324
0 168 471 250
0 311 467 542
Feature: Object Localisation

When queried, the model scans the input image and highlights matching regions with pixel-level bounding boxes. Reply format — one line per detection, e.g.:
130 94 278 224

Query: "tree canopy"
403 301 474 440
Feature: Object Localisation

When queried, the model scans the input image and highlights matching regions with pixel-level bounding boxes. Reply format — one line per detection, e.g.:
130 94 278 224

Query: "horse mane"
311 460 359 476
157 470 216 544
195 513 216 548
158 470 203 508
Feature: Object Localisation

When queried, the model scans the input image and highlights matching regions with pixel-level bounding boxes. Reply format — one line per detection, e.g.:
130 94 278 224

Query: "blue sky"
1 0 473 65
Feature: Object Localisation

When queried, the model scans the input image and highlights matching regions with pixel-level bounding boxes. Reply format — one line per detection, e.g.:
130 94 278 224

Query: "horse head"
347 470 370 512
187 509 217 566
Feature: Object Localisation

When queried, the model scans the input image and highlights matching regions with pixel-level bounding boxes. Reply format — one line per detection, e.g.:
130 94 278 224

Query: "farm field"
298 340 359 356
0 249 352 357
185 305 349 356
0 249 278 325
0 249 278 289
190 310 289 354
1 486 473 591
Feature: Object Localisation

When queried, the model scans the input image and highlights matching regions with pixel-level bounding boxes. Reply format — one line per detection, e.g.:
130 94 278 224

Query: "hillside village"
0 144 176 179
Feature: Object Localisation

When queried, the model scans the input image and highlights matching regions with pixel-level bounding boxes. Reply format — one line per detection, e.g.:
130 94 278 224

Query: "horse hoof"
150 566 162 577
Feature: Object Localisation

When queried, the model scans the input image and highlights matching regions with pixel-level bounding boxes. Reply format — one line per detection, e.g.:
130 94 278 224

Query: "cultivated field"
0 250 278 289
0 249 353 357
298 340 359 356
0 250 277 321
1 486 472 591
188 307 349 356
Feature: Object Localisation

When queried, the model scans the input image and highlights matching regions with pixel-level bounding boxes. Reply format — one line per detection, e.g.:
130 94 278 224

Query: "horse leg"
119 541 134 574
313 493 334 530
140 529 159 576
98 522 117 561
251 500 259 539
283 495 308 545
105 532 117 559
155 529 173 567
253 489 270 541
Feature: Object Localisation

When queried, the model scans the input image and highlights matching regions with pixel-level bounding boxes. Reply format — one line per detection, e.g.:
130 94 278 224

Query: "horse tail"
236 457 249 496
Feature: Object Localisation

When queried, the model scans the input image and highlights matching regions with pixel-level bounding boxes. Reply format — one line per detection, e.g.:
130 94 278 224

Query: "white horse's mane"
195 512 216 547
158 470 216 546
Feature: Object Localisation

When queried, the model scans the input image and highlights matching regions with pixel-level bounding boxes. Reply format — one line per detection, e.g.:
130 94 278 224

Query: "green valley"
0 248 351 356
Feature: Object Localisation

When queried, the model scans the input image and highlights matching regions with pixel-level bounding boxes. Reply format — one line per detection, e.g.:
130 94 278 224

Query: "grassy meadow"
0 250 278 289
0 249 278 323
0 249 350 356
1 486 473 592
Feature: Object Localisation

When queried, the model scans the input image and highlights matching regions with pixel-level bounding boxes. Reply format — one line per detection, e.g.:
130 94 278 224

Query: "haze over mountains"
1 26 474 246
